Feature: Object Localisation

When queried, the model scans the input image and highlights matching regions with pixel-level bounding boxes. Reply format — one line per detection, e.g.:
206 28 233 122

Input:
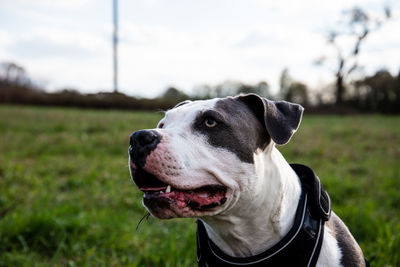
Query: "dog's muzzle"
128 129 228 217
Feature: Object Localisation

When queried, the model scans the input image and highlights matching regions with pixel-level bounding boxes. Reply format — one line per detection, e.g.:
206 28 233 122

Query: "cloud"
1 0 399 97
120 22 159 46
0 30 17 62
6 26 109 56
116 19 328 96
8 39 98 59
233 32 272 48
19 56 111 93
0 30 15 47
0 25 111 92
4 0 89 9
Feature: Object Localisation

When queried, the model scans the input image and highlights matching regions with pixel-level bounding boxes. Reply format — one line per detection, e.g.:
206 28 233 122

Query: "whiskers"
136 212 151 231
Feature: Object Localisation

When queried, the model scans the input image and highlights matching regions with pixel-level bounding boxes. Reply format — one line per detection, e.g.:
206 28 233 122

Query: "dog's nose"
129 130 161 167
131 130 157 147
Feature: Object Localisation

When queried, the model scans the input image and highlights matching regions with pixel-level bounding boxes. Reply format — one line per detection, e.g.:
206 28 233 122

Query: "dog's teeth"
199 192 209 198
166 185 171 193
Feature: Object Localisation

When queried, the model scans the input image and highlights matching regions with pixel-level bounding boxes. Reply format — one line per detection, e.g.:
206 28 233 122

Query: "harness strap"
197 193 325 266
290 164 331 221
196 164 332 267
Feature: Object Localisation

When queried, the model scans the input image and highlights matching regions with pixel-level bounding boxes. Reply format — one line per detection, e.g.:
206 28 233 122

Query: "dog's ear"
236 94 304 145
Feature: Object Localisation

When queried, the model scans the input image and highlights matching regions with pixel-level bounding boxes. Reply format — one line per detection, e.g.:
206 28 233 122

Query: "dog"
128 94 367 267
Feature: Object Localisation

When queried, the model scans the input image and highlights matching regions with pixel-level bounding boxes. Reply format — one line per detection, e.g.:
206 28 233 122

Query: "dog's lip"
140 186 168 191
130 164 169 191
144 184 227 194
130 162 227 193
130 164 228 210
143 185 228 210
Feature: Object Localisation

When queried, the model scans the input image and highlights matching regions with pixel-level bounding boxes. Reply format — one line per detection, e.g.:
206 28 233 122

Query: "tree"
315 5 391 105
192 84 213 99
193 80 271 99
214 80 242 97
278 68 309 106
286 82 309 106
279 68 291 100
161 86 188 101
353 69 399 113
236 81 271 98
0 61 31 87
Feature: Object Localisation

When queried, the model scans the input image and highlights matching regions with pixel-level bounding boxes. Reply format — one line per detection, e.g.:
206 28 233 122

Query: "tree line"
1 61 399 113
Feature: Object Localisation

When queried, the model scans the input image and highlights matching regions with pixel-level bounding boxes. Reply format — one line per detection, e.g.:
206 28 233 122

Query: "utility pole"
112 0 118 92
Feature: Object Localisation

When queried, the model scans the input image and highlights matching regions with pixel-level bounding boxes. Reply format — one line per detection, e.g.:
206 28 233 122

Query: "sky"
1 0 399 98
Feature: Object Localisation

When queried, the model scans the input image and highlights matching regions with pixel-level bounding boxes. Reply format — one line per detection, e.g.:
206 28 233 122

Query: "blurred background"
1 0 400 112
1 0 400 266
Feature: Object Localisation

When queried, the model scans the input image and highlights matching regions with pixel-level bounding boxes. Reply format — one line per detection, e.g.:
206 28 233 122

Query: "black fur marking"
237 94 304 145
192 98 269 163
326 213 366 267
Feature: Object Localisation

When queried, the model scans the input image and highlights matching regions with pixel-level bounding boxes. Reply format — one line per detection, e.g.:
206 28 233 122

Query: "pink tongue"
167 190 225 208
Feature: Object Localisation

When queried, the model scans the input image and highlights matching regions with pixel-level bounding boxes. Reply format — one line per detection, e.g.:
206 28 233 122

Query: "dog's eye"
158 122 164 128
204 118 217 128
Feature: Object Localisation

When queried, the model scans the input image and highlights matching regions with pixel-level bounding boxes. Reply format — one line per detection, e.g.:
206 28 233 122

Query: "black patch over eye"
195 110 223 130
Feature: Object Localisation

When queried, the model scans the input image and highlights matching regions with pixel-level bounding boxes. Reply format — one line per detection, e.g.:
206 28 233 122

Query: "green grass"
0 105 399 266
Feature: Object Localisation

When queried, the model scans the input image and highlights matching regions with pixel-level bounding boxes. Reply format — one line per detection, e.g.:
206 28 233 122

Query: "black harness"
196 164 331 267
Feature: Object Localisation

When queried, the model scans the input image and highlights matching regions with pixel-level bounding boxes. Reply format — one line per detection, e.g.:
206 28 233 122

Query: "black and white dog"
129 94 367 267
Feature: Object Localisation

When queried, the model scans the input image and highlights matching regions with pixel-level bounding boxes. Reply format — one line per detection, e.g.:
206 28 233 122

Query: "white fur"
199 144 302 256
316 227 343 267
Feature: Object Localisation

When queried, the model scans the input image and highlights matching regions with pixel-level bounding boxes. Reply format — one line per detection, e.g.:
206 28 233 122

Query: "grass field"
0 105 399 267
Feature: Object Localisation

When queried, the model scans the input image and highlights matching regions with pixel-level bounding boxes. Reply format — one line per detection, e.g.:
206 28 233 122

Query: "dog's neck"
201 145 302 257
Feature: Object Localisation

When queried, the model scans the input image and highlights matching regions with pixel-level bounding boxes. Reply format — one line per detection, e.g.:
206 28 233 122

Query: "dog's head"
129 94 303 219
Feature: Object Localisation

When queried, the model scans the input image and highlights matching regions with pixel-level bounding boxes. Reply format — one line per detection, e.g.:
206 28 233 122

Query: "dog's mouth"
131 165 227 210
